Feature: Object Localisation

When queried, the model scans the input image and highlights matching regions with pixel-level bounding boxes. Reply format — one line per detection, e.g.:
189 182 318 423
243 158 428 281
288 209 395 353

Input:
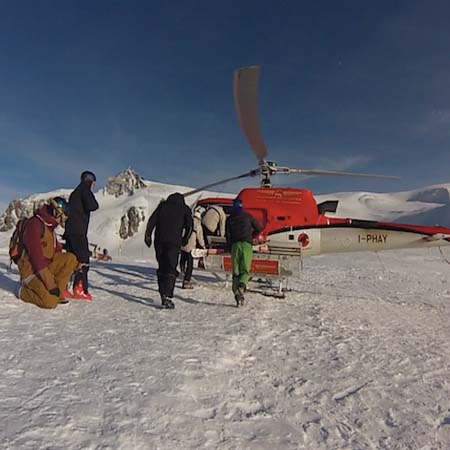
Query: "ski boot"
234 284 246 307
182 280 194 289
161 295 175 309
72 282 92 301
60 288 72 303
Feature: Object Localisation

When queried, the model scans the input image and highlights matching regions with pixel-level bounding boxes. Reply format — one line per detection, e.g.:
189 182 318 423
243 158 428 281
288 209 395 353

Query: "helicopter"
183 66 450 287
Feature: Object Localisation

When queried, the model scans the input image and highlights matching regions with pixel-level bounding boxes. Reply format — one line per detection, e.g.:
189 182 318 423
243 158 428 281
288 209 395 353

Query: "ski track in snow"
1 249 450 449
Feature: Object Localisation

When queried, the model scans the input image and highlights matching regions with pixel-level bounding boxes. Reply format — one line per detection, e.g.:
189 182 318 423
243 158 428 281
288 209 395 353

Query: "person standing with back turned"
225 198 262 307
145 193 193 309
64 171 99 300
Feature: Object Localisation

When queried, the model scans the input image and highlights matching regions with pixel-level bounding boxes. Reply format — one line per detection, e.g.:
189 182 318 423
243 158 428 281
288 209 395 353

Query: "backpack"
9 218 30 265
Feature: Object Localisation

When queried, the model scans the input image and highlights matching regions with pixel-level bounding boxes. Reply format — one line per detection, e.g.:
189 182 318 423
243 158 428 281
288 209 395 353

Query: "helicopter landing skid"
192 270 290 299
247 276 291 299
223 274 291 299
246 287 286 299
193 251 299 299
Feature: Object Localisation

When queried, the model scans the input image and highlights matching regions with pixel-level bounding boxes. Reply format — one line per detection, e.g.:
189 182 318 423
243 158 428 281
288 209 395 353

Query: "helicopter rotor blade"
183 170 260 197
233 66 268 163
277 167 400 179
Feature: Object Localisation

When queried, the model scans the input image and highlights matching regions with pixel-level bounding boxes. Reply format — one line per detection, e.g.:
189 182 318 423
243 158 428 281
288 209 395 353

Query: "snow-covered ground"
2 179 450 449
1 246 450 449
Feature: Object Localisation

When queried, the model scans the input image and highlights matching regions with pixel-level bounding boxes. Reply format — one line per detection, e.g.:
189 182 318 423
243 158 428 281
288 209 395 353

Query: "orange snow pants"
20 252 78 309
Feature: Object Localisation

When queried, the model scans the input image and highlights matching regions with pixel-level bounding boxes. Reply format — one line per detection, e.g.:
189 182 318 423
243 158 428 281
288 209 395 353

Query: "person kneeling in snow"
145 193 193 309
17 197 78 309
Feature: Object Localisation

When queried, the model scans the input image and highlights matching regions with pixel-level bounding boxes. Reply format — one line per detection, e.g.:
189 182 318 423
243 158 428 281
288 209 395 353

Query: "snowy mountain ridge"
317 183 450 225
0 169 235 256
1 169 450 257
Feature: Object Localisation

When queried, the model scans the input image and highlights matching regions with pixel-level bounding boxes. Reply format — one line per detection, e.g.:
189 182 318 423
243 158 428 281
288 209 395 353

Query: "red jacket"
23 206 61 273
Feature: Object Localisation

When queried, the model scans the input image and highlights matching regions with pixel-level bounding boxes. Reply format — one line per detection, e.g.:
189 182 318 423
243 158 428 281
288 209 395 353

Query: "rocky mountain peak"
0 196 68 232
103 168 147 198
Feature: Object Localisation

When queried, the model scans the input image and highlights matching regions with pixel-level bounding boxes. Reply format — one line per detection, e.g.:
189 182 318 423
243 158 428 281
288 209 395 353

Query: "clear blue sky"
1 0 449 210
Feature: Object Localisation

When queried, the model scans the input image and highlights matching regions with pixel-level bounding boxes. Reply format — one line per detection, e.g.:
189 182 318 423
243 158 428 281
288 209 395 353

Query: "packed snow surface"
1 247 450 449
2 179 450 448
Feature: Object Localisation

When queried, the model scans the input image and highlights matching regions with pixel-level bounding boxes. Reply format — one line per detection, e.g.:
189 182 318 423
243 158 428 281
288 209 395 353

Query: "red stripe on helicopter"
222 256 279 275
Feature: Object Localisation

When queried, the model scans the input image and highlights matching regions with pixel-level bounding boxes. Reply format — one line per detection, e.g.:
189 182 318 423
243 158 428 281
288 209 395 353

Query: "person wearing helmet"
64 170 99 300
144 192 193 309
225 198 262 307
16 197 78 309
180 206 206 289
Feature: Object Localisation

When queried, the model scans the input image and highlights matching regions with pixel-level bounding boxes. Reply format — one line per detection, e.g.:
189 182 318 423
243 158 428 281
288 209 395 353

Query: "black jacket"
145 193 193 248
226 211 262 245
65 181 99 236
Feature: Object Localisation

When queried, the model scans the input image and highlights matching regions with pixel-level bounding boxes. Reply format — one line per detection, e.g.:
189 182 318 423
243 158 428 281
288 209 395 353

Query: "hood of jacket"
35 205 59 230
166 192 185 206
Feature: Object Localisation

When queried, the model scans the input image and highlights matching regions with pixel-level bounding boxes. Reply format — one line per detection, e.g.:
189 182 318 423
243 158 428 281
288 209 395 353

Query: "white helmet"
193 205 206 219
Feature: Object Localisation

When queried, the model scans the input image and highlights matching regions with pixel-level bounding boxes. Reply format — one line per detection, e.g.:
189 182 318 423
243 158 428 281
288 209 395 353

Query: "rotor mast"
183 66 398 198
234 66 272 187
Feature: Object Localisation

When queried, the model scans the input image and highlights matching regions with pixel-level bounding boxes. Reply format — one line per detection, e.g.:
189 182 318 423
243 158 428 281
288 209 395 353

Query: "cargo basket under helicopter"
191 237 304 297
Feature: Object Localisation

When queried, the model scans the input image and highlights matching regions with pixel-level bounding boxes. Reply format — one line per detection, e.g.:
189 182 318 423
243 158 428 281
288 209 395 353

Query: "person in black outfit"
64 171 99 300
145 193 193 309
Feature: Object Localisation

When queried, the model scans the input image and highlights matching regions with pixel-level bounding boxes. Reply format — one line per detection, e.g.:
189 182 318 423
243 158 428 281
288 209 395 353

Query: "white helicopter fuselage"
267 226 450 257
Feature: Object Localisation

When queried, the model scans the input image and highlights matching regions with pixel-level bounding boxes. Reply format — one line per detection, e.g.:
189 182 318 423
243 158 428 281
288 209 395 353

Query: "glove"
49 287 61 298
144 235 152 248
38 268 57 291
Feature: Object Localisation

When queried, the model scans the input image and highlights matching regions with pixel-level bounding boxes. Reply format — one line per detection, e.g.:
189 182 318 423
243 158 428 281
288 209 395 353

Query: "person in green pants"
225 198 262 306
